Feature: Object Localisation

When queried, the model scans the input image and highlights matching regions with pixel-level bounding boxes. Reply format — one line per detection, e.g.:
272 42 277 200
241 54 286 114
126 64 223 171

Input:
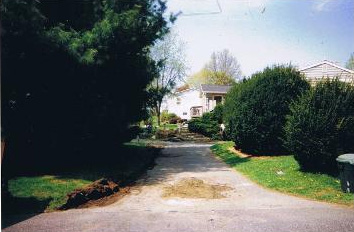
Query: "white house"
299 60 354 85
162 84 232 120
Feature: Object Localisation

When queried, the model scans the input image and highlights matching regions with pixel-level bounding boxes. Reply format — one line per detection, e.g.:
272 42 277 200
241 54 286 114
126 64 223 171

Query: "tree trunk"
157 101 161 126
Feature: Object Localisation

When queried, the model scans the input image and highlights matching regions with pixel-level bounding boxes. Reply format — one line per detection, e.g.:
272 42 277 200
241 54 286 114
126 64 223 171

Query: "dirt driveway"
3 142 354 232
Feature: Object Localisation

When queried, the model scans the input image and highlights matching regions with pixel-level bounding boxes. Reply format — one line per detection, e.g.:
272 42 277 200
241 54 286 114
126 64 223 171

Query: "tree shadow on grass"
210 144 250 167
1 193 52 229
220 152 250 166
2 144 162 227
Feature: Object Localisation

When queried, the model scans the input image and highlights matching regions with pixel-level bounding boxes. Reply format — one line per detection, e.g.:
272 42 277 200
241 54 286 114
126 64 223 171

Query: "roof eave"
299 60 354 74
202 91 229 94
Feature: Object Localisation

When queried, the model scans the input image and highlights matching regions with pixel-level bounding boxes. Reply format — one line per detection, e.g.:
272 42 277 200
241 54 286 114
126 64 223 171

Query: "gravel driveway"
3 142 354 232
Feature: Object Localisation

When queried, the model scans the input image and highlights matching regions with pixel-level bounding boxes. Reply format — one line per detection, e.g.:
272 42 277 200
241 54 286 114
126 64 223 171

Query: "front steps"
174 127 212 143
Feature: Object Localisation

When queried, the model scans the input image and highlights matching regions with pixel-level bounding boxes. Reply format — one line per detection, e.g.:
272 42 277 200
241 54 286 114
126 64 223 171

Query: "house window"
176 97 181 105
191 106 203 117
183 112 187 115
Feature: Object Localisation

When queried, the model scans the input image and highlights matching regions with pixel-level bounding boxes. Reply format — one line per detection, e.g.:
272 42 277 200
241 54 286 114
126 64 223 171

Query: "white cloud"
313 0 335 12
246 0 269 8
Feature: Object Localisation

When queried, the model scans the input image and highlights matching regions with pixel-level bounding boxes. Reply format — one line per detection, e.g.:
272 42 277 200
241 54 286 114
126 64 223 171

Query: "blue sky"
166 0 354 77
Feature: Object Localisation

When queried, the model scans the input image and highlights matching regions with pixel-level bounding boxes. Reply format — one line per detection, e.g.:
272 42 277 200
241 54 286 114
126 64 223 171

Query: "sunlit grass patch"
211 142 354 206
9 176 91 211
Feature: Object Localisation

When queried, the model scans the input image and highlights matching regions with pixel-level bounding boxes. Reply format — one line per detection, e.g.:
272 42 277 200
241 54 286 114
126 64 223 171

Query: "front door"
214 96 222 105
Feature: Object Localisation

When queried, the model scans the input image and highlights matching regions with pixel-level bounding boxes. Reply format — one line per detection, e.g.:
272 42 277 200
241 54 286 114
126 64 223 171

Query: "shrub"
188 112 221 140
161 111 181 124
212 104 224 124
168 115 181 124
224 65 310 155
284 79 354 173
160 110 171 123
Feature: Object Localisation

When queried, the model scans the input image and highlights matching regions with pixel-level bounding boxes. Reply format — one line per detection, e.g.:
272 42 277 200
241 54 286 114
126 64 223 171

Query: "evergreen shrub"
224 65 309 155
284 79 354 173
188 111 221 140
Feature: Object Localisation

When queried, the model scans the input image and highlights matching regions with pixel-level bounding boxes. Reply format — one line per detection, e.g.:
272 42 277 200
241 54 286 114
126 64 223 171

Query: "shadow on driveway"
1 194 52 229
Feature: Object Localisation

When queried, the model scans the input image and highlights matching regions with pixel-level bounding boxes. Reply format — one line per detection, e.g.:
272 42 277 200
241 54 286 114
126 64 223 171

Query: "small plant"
161 111 181 124
168 115 181 124
160 110 170 123
284 79 354 173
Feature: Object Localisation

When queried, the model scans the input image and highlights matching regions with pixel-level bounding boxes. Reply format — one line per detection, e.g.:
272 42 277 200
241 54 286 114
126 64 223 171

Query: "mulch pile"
58 178 120 210
163 177 232 199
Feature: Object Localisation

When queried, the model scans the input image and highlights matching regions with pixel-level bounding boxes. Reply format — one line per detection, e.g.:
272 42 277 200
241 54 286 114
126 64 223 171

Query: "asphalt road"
3 142 354 232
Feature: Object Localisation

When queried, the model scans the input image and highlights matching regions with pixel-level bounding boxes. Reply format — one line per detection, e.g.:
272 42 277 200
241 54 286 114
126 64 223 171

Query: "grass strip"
211 141 354 206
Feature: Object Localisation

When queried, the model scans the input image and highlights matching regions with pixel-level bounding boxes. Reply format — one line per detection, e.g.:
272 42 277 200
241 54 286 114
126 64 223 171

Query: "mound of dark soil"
59 178 119 210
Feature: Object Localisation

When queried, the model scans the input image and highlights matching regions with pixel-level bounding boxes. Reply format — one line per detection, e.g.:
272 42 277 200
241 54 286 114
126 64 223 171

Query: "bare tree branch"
187 49 242 87
205 49 242 82
148 31 188 125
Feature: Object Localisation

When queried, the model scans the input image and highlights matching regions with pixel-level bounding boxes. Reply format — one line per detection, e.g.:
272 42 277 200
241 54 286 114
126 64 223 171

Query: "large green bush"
1 0 171 175
284 79 354 173
224 65 310 155
188 112 221 140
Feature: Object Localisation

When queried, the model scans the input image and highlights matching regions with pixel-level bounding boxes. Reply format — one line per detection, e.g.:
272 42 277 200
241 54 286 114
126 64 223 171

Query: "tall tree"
206 49 242 83
186 68 214 87
345 52 354 70
187 49 242 87
1 0 172 175
148 31 187 125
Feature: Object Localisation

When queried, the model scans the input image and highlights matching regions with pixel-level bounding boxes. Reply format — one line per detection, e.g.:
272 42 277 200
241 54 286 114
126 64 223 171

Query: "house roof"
299 60 354 74
175 84 190 93
200 84 232 94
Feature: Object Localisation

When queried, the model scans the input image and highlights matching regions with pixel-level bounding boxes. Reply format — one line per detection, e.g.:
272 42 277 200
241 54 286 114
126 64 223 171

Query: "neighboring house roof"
172 84 196 95
176 84 190 93
200 84 232 94
173 84 233 95
299 60 354 74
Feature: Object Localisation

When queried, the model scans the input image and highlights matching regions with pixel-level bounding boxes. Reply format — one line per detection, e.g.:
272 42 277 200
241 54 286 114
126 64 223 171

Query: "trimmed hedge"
284 79 354 173
224 65 309 155
188 109 222 140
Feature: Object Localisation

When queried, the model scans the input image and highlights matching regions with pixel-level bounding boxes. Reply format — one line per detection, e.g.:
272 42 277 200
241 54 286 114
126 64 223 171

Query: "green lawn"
140 115 178 130
5 141 161 213
8 176 91 211
160 123 178 130
211 142 354 206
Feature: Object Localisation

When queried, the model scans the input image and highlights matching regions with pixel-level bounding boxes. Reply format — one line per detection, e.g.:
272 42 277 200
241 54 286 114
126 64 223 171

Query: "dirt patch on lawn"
228 147 250 158
162 178 232 199
228 146 273 160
